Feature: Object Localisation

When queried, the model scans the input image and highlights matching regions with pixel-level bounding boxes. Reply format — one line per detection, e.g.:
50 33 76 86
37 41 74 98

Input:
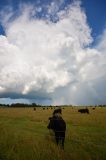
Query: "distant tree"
32 103 37 107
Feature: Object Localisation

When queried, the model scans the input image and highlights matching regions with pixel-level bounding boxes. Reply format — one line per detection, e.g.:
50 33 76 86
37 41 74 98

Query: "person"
47 108 66 149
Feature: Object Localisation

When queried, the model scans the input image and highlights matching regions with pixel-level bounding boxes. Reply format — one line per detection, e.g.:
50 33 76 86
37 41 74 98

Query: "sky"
0 0 106 105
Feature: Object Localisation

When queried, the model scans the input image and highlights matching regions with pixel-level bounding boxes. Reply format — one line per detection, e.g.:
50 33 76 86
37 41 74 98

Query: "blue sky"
0 0 106 105
0 0 106 43
81 0 106 44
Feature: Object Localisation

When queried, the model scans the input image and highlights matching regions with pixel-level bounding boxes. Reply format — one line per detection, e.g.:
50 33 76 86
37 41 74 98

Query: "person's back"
47 111 66 149
53 115 66 132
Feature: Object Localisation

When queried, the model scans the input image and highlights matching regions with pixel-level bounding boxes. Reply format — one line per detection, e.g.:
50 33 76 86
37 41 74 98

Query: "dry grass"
0 107 106 160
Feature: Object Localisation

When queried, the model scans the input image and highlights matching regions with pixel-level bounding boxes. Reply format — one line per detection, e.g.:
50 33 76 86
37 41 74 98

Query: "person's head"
53 108 62 116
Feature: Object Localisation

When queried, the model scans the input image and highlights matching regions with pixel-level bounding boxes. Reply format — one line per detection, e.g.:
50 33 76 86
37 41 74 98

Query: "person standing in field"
47 108 66 149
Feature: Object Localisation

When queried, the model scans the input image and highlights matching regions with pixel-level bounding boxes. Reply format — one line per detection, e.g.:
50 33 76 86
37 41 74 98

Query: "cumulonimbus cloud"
0 1 106 105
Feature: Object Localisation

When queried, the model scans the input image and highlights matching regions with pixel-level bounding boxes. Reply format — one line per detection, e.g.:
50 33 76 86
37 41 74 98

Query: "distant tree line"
0 103 106 108
0 103 39 108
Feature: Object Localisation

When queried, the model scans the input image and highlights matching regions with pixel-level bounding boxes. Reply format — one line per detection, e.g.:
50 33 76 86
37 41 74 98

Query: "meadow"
0 107 106 160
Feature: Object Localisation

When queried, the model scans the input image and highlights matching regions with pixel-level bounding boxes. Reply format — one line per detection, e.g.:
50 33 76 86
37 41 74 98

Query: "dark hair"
53 109 62 115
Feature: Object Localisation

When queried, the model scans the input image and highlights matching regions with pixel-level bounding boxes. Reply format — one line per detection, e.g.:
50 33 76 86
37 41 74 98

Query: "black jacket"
47 115 66 132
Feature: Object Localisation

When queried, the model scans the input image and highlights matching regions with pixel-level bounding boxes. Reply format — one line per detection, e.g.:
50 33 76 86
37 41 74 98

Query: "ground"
0 107 106 160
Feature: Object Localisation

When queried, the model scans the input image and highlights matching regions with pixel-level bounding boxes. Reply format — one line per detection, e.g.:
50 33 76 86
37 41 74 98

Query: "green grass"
0 107 106 160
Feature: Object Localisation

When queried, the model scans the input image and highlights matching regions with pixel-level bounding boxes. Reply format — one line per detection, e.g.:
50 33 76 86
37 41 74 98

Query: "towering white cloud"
0 1 106 105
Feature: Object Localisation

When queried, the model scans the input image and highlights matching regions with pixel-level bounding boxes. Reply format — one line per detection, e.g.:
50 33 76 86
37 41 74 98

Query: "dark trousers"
55 131 65 149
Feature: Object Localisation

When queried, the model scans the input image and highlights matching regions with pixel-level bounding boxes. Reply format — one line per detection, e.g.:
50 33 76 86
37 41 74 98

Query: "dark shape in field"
53 108 62 115
78 108 89 114
47 109 66 149
33 107 36 111
92 107 96 110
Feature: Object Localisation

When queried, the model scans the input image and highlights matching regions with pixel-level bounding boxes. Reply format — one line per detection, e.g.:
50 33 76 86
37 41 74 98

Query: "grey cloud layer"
0 1 106 105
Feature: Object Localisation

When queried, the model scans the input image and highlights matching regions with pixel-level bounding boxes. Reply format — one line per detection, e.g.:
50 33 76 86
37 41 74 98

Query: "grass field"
0 107 106 160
